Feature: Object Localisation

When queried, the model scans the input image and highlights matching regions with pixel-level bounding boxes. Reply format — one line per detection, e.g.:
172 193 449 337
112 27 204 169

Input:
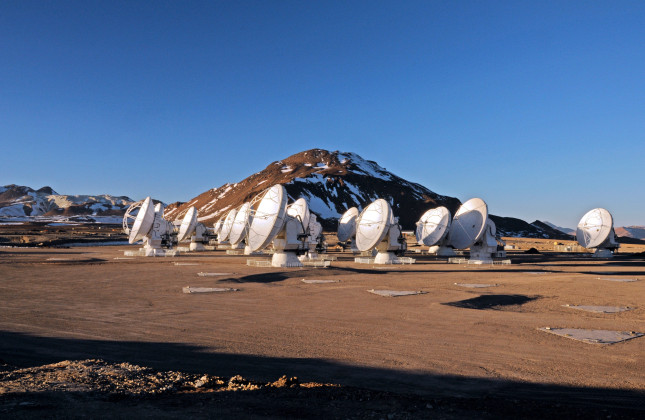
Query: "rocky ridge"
0 184 133 220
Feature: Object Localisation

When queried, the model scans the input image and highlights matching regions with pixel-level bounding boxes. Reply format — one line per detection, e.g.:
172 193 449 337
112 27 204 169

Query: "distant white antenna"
213 217 224 238
218 208 238 245
123 197 175 256
447 198 504 263
355 199 406 264
576 208 619 257
301 212 325 261
415 206 454 256
337 207 359 252
229 202 252 251
177 206 209 251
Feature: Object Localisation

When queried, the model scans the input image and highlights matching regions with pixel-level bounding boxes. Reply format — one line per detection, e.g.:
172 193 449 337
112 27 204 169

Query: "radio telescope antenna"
218 208 238 245
176 206 210 251
447 198 505 263
415 206 454 256
122 197 176 256
127 197 155 244
213 217 224 237
355 199 407 264
247 185 287 253
576 208 619 257
337 207 359 252
247 185 313 267
229 202 253 251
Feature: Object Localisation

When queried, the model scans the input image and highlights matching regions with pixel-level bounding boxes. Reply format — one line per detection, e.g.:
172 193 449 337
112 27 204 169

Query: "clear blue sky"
1 1 644 227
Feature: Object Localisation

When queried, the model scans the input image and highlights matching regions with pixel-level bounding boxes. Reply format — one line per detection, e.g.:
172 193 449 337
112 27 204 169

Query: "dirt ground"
1 239 644 418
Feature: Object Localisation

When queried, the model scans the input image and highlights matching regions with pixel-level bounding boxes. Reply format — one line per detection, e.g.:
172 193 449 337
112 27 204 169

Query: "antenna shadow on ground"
442 294 539 310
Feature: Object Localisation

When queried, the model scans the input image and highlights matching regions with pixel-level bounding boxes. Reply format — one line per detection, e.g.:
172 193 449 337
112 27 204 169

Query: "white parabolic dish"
355 199 392 251
213 218 224 235
286 198 311 230
576 208 613 248
246 184 288 252
229 202 252 245
337 207 359 242
177 207 198 242
219 208 238 242
129 196 155 244
447 198 488 249
416 206 451 246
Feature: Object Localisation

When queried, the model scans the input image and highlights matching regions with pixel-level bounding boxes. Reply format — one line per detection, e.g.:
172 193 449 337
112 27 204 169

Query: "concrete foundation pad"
539 327 644 344
173 262 199 266
182 287 239 294
301 279 339 284
367 289 427 297
454 283 498 288
197 272 234 277
563 305 633 313
597 277 638 282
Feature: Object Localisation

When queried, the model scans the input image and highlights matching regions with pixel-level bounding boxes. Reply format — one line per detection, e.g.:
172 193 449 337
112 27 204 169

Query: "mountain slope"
0 184 133 218
615 226 645 240
165 149 461 230
542 221 575 235
166 149 575 239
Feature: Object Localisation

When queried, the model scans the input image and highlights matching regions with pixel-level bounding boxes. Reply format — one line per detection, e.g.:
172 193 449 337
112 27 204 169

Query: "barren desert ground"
1 239 644 418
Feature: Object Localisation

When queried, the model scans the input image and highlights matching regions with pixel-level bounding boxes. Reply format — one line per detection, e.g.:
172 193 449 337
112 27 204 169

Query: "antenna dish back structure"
218 208 238 245
355 199 407 264
213 217 224 239
447 198 505 263
229 202 253 251
415 206 455 256
337 207 359 252
177 206 209 251
123 197 175 256
576 208 619 257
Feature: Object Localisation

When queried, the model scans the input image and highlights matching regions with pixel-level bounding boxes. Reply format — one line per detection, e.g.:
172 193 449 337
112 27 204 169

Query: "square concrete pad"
367 289 427 297
563 305 633 313
539 328 644 344
197 272 234 277
182 287 239 294
454 283 497 288
301 279 339 284
597 277 638 282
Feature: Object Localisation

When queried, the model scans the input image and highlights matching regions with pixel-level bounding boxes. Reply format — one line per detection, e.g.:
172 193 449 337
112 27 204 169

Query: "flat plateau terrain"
1 239 644 418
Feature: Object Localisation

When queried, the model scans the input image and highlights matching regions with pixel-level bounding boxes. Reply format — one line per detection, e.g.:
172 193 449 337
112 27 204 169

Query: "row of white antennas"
338 197 504 264
123 185 323 265
123 186 621 261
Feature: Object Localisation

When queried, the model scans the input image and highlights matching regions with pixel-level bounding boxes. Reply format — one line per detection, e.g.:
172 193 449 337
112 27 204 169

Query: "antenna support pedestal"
272 251 303 267
189 241 206 252
430 245 456 257
374 251 397 264
592 248 614 258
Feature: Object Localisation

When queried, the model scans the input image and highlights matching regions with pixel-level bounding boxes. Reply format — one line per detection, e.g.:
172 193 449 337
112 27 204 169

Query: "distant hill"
615 226 645 240
542 221 575 236
165 148 576 239
0 184 133 219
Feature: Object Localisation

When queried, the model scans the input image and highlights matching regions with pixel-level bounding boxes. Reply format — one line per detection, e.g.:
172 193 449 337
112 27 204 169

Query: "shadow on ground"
442 294 540 310
0 330 643 419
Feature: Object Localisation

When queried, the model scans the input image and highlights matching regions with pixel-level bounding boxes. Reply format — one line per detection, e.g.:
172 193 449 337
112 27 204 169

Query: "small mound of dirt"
524 248 541 254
